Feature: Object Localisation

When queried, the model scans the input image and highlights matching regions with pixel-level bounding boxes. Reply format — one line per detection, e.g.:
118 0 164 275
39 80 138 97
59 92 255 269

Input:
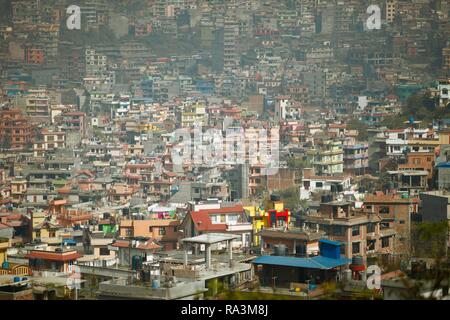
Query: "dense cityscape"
0 0 450 301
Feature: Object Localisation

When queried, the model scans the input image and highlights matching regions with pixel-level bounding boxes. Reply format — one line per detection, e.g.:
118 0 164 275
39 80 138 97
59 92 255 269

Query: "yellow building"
0 238 9 265
31 211 59 241
181 103 207 127
138 122 160 133
245 200 291 246
244 206 266 246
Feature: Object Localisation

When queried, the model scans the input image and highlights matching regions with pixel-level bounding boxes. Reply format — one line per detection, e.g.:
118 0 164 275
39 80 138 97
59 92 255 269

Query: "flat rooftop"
180 233 240 245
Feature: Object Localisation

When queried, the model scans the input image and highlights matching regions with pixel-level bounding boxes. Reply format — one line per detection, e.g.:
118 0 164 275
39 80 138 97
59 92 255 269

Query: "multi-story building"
300 168 352 200
0 108 33 150
386 128 437 158
223 20 239 71
436 78 450 108
308 139 344 176
299 200 396 263
11 0 41 25
180 204 253 249
385 0 398 23
180 102 207 127
25 45 45 65
443 47 450 74
398 152 435 183
58 111 87 138
25 89 50 122
85 48 108 78
363 193 419 257
33 129 66 157
119 218 180 250
244 199 291 246
343 133 369 176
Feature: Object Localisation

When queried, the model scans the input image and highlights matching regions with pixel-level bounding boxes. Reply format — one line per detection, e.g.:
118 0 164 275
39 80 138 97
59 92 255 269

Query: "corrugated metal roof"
252 255 351 270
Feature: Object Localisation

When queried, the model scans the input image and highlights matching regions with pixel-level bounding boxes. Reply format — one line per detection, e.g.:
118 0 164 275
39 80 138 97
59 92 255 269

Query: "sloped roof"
26 251 82 262
190 211 227 232
252 255 351 270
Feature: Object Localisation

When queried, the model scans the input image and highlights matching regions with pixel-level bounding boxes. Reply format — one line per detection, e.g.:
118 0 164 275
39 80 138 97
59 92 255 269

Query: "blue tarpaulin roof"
318 239 342 246
62 239 77 245
436 162 450 168
252 255 351 270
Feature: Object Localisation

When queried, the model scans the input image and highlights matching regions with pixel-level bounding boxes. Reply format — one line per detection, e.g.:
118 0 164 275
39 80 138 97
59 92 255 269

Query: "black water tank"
352 255 364 266
273 245 287 256
411 261 427 278
321 194 333 203
270 194 281 202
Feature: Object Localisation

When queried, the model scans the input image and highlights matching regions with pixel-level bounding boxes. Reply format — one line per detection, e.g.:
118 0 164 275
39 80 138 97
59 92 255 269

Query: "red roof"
26 251 82 262
194 204 244 215
190 211 227 232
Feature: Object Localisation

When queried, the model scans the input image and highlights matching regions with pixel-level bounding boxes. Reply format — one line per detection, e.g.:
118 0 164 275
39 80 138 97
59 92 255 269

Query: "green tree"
286 158 311 171
0 135 11 150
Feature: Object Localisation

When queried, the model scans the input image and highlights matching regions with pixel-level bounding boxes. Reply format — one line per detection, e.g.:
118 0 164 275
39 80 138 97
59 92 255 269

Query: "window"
316 182 323 188
382 237 390 248
125 228 132 236
149 227 153 232
367 240 376 251
352 225 360 236
380 222 390 229
367 223 375 233
35 230 41 238
332 225 345 236
352 242 360 254
379 206 390 214
158 228 166 236
99 248 110 256
399 220 405 224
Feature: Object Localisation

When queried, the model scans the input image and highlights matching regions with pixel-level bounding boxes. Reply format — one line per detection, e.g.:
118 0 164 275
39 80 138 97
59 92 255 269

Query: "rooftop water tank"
151 279 160 289
352 255 364 266
2 261 10 269
274 244 287 256
270 194 281 202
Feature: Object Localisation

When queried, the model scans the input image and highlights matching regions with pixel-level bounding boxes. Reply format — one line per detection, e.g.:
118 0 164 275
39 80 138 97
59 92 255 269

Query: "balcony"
380 229 396 238
366 232 378 240
0 238 10 250
343 153 368 160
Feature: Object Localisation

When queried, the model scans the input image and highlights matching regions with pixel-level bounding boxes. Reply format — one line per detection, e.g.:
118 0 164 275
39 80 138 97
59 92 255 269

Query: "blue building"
252 239 350 289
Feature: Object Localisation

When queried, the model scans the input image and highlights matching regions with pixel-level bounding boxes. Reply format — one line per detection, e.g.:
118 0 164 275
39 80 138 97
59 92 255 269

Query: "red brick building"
0 108 33 150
